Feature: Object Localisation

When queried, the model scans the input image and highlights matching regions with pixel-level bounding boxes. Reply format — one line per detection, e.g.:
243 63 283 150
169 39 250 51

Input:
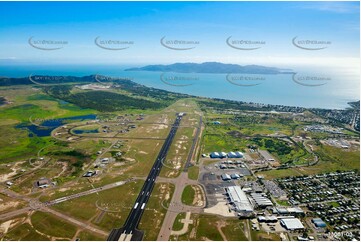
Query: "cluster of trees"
65 90 166 112
0 75 190 107
264 139 292 155
252 137 292 155
114 78 190 102
45 86 167 112
198 98 306 113
0 75 96 86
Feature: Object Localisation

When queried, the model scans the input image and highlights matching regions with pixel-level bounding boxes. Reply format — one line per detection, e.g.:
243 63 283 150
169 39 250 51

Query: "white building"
250 193 273 207
280 218 305 230
227 151 244 158
210 152 227 158
226 186 253 213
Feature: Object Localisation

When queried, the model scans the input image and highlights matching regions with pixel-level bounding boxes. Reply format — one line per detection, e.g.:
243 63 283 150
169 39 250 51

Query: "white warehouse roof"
280 218 304 230
226 186 253 212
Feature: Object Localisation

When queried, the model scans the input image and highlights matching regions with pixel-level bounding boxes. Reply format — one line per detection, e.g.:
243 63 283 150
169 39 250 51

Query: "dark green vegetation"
252 137 307 164
0 75 93 86
46 86 167 112
48 148 91 176
253 137 291 154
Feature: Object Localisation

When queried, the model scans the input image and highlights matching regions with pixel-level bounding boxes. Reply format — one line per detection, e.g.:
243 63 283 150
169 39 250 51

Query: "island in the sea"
125 62 294 74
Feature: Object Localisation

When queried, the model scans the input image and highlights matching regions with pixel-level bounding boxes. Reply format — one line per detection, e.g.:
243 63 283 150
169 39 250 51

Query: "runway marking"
134 203 139 209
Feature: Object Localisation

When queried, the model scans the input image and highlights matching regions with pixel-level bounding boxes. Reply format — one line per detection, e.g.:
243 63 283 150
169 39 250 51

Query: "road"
107 113 184 241
0 187 111 237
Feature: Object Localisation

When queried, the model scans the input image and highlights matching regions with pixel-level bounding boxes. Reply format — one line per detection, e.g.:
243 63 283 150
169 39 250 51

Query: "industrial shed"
280 218 305 230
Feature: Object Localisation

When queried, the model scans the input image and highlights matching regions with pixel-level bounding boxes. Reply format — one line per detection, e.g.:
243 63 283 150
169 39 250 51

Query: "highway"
107 113 184 241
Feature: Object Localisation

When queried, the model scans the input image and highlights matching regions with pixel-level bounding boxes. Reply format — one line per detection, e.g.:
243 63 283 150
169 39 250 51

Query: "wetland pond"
16 114 97 137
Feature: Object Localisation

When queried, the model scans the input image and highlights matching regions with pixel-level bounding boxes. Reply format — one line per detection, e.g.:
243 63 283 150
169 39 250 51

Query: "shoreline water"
0 64 359 110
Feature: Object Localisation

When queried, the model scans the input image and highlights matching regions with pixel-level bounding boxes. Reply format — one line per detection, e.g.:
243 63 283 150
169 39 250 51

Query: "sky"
0 1 359 69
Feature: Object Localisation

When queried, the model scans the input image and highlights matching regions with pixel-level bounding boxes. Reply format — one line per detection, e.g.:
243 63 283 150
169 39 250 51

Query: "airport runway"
107 113 183 241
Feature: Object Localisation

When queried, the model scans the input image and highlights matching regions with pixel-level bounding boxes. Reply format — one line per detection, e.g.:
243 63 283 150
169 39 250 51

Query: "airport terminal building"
225 186 254 216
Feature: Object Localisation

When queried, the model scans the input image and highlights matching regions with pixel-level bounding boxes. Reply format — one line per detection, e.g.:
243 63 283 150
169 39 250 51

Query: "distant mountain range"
125 62 293 74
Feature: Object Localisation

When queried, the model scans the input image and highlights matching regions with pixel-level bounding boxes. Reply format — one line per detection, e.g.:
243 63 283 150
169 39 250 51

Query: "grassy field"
196 215 224 240
202 133 249 154
314 144 360 170
124 139 163 177
220 219 248 241
70 139 113 159
275 199 290 206
187 165 199 180
10 159 68 194
172 214 248 241
257 168 304 179
31 211 77 239
258 144 360 179
172 212 186 231
0 193 27 214
181 185 195 206
296 144 359 176
120 123 171 139
77 230 106 241
51 180 143 231
0 88 97 162
4 222 49 240
0 124 52 162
